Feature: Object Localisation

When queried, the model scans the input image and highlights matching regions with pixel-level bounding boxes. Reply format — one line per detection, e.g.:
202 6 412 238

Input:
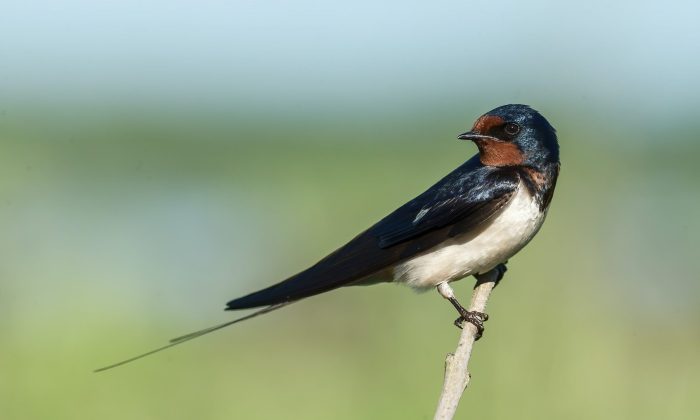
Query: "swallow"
96 104 560 372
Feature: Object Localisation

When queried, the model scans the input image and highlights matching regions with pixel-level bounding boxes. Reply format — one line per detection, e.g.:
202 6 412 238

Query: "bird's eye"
504 123 520 136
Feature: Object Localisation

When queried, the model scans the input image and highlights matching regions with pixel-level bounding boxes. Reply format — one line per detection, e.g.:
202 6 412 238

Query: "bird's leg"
436 282 489 340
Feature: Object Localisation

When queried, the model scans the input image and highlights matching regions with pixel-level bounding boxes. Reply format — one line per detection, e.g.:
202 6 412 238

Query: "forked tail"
94 302 292 373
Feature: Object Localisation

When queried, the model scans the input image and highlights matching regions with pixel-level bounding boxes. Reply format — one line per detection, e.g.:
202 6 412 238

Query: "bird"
95 104 560 372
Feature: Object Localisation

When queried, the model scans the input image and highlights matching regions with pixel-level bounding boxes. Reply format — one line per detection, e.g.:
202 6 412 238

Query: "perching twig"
433 271 498 419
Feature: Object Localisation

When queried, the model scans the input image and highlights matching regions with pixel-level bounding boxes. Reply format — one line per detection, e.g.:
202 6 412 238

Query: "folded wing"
226 157 519 310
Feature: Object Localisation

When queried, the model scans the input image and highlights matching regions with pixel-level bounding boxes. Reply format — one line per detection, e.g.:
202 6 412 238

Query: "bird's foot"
454 311 489 340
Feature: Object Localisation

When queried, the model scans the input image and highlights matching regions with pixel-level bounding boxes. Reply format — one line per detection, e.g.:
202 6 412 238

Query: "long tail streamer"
94 302 292 373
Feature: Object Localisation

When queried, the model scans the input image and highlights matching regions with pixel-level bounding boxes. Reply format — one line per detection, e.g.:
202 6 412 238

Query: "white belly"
392 183 546 289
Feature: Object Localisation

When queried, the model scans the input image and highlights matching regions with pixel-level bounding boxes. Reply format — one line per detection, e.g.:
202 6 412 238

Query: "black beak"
458 131 493 141
457 131 476 140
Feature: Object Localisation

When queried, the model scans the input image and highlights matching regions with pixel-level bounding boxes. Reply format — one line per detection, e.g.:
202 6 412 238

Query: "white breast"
392 183 546 289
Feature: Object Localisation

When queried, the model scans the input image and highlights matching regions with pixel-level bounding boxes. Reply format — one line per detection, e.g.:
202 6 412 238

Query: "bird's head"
458 104 559 168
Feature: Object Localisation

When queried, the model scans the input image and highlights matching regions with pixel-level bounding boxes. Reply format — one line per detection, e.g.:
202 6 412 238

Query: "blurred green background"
1 1 699 419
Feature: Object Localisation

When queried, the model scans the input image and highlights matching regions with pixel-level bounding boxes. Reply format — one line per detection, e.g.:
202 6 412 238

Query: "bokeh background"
2 1 699 419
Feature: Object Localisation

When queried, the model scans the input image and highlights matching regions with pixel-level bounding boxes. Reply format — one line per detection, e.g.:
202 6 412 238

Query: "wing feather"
226 158 520 310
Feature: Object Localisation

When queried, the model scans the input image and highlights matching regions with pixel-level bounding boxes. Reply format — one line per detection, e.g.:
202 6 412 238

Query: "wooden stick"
433 272 498 419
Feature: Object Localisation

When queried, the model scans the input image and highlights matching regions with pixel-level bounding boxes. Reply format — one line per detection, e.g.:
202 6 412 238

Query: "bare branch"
433 272 498 419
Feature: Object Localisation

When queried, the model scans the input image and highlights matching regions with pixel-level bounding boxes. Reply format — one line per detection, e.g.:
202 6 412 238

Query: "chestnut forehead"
472 115 505 134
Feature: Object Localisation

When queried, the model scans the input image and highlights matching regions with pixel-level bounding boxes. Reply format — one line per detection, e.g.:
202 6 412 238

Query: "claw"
453 311 489 340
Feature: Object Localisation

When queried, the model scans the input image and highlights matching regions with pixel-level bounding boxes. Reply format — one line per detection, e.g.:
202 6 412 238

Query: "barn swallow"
96 104 560 372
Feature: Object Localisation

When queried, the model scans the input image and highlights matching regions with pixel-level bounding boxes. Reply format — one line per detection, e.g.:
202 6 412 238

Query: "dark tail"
94 302 292 373
225 275 342 310
225 280 305 310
